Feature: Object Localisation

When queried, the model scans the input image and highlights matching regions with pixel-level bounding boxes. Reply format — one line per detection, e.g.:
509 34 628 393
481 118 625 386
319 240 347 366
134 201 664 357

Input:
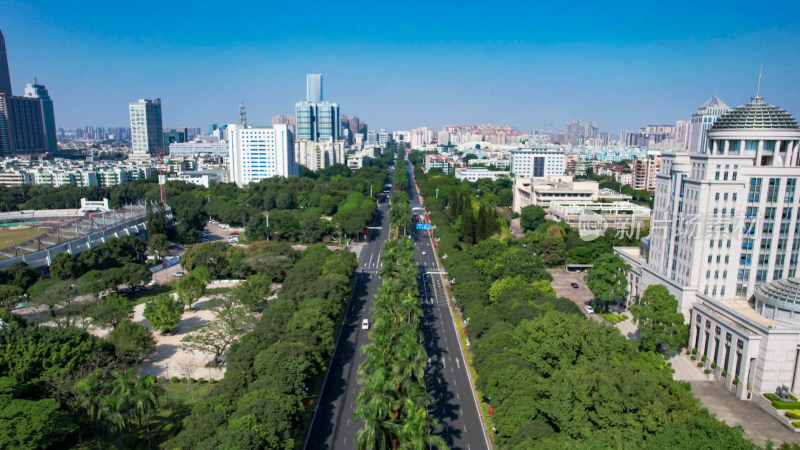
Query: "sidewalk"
669 354 800 447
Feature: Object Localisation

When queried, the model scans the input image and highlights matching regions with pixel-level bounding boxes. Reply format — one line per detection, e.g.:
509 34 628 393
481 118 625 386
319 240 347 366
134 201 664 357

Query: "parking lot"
547 269 603 322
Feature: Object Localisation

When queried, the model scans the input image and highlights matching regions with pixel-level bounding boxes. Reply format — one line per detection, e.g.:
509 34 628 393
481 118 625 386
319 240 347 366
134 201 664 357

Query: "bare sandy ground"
134 295 227 381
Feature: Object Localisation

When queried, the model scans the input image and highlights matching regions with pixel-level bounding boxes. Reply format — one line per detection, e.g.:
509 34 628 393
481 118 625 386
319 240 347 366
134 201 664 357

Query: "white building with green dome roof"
616 96 800 417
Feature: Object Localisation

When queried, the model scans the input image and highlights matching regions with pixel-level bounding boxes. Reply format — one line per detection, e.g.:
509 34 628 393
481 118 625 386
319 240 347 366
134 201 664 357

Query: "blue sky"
3 0 799 134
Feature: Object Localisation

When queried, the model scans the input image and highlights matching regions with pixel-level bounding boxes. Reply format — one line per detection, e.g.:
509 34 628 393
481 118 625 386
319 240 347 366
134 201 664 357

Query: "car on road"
422 251 427 255
173 271 185 278
584 304 595 314
571 282 579 289
362 319 369 330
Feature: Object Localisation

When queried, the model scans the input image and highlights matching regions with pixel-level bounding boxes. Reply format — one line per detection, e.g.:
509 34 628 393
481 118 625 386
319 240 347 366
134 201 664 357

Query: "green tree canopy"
631 285 689 354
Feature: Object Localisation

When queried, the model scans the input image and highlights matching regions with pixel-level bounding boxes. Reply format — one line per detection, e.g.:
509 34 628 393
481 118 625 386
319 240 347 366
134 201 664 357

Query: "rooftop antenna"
754 63 764 102
240 101 248 128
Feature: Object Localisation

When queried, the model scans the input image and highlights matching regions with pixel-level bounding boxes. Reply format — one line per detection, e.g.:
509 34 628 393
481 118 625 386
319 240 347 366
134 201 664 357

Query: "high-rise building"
129 98 163 158
0 30 58 154
227 123 298 186
163 128 187 154
306 74 322 103
688 96 730 154
0 30 12 97
632 151 661 191
510 147 566 179
636 96 800 316
341 115 367 145
295 140 345 171
6 96 45 152
295 74 340 142
23 79 57 152
617 96 800 406
272 115 297 130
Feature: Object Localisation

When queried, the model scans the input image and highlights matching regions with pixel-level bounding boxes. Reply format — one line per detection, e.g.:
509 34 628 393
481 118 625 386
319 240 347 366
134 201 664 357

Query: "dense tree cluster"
0 311 119 448
166 245 357 449
413 163 757 448
353 237 446 449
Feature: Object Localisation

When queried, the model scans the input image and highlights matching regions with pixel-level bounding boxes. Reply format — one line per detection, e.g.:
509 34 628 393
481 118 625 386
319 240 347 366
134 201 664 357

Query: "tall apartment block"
227 123 298 186
24 79 57 152
0 30 57 154
129 98 163 159
295 74 340 142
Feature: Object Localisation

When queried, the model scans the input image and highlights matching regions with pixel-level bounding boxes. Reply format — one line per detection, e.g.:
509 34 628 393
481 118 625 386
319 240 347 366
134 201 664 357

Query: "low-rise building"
454 167 510 182
547 200 651 231
513 175 632 213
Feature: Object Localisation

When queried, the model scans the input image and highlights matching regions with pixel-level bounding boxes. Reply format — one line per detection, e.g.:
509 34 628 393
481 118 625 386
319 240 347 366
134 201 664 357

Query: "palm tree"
354 400 400 450
75 371 105 450
100 394 127 449
397 399 448 450
132 375 163 450
109 368 138 431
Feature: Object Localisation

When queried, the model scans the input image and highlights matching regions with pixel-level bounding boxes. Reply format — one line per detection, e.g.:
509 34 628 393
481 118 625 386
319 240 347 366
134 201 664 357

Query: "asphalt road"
305 160 489 449
407 168 490 450
305 166 395 449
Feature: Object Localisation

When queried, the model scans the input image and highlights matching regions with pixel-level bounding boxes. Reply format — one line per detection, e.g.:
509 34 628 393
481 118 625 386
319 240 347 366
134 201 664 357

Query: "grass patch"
794 422 800 429
764 393 800 409
132 285 175 305
0 227 48 247
206 286 234 296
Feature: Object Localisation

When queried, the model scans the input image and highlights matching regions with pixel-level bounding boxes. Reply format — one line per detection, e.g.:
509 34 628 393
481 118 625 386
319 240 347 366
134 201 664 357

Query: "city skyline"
3 0 800 134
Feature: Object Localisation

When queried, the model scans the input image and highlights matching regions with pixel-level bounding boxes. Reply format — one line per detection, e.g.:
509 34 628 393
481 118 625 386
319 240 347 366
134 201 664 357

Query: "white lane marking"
344 437 347 445
443 358 446 369
464 425 467 433
457 393 460 400
455 358 460 369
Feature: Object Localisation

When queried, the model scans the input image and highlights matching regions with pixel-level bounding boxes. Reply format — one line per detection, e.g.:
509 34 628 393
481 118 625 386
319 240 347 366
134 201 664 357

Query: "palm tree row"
74 368 165 450
354 238 447 450
389 191 412 239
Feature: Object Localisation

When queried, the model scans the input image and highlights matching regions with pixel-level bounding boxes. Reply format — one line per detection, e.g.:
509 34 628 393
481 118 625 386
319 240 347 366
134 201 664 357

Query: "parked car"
173 271 185 278
362 319 370 330
584 304 595 314
147 280 158 287
134 285 147 292
571 282 579 289
119 288 134 296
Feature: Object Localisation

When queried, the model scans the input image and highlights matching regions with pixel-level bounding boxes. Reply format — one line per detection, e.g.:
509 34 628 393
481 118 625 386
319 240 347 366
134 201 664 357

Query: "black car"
571 282 579 289
119 288 134 296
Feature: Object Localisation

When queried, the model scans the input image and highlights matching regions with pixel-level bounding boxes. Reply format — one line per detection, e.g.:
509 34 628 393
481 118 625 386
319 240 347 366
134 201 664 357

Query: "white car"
147 280 158 287
362 319 370 330
584 304 595 314
422 251 427 255
173 271 185 278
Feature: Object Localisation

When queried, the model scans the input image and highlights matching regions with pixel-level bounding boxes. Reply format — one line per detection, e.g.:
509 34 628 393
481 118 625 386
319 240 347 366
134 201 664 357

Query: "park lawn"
0 227 48 247
132 285 175 305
